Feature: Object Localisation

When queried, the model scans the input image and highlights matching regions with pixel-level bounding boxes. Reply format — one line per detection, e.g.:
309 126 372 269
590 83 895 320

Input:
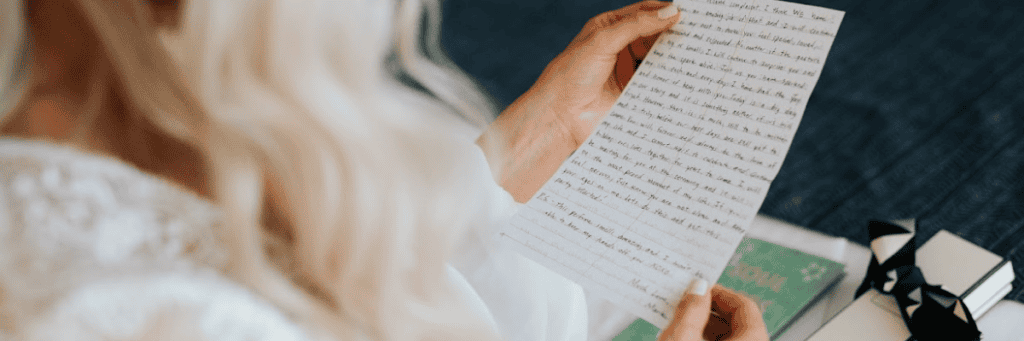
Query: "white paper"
500 0 844 328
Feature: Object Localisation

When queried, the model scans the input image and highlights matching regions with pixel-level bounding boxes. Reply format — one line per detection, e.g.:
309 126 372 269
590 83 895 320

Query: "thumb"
589 4 679 57
658 278 711 341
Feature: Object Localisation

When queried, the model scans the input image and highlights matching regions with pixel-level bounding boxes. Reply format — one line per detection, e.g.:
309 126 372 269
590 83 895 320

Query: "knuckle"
586 11 614 29
589 10 631 31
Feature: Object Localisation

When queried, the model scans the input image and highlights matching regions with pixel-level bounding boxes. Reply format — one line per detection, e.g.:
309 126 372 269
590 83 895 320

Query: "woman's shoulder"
0 138 226 268
0 138 318 340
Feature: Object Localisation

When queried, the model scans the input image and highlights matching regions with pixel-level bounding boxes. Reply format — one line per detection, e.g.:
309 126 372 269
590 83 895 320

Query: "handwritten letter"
500 0 843 328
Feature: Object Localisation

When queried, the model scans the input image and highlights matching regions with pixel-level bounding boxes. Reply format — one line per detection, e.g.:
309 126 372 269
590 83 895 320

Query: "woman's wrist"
477 88 577 203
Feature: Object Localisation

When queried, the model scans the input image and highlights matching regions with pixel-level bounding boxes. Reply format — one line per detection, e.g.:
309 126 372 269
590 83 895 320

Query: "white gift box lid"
807 229 1014 341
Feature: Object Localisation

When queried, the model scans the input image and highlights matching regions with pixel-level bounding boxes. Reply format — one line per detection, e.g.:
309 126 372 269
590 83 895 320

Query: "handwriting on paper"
501 0 843 328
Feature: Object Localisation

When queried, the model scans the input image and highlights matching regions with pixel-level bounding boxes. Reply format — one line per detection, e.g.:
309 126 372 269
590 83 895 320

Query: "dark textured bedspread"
441 0 1024 302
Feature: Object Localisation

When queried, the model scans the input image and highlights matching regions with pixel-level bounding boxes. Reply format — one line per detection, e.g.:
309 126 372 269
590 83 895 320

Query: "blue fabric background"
441 0 1024 303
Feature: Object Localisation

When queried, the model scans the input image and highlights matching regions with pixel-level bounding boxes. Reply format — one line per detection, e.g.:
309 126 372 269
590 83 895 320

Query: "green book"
612 237 845 340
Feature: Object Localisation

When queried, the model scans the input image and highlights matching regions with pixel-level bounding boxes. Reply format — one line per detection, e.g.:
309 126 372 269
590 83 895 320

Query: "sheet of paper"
499 0 843 328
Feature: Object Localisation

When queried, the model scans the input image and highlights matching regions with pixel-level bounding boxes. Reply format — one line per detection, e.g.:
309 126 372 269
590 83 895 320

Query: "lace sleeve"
0 140 242 338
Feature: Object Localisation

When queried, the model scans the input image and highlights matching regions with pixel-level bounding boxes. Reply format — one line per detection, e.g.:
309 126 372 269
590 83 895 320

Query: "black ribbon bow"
855 220 981 341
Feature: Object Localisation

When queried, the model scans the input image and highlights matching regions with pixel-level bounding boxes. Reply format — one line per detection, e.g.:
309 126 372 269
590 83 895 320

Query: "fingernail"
687 278 709 296
657 5 679 19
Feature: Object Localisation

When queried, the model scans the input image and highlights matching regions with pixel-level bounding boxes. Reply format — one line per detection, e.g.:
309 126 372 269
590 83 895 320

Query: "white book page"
499 0 844 328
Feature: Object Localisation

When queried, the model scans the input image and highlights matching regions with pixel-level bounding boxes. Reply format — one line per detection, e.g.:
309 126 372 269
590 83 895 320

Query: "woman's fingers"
702 311 734 341
586 2 677 90
614 32 664 89
627 33 661 67
655 283 769 341
614 47 636 90
583 2 679 58
580 1 674 37
545 0 679 91
658 279 711 341
709 285 770 341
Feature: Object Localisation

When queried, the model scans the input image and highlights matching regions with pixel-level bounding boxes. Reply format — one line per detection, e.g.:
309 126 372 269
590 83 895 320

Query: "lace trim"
0 138 229 326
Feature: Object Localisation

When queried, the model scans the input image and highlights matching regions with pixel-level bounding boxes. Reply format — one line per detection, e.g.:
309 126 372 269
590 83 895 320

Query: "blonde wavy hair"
0 0 505 340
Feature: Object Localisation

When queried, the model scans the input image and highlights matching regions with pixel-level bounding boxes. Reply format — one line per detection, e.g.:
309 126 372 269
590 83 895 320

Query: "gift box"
808 225 1014 341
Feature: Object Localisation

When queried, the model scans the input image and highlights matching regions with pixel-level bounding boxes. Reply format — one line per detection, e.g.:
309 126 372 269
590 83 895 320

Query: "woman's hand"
658 281 770 341
477 1 680 202
529 0 680 143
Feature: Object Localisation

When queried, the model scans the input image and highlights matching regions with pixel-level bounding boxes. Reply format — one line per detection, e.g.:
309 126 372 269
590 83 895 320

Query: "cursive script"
501 0 843 328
